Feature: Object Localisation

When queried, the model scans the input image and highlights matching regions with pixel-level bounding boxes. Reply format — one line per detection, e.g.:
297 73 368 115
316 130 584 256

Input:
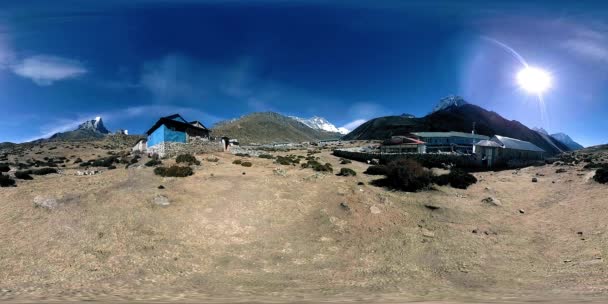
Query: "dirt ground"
1 143 608 303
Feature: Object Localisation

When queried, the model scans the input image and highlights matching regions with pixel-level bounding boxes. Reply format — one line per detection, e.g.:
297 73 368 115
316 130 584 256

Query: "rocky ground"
1 141 608 303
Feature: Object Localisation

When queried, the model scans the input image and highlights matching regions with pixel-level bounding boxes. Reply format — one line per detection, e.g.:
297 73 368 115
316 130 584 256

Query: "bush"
446 169 477 189
32 168 58 175
15 171 33 180
74 158 83 163
337 168 356 176
364 165 388 176
0 163 10 173
91 156 118 167
206 157 219 162
154 166 194 177
384 159 432 192
432 170 477 189
176 154 200 165
0 173 15 187
145 159 162 167
108 165 117 170
339 158 352 164
232 159 242 165
241 161 252 167
259 154 275 159
594 168 608 184
235 153 250 157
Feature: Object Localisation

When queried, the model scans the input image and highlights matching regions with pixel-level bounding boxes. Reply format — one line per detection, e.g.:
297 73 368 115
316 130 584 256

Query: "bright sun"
517 66 552 94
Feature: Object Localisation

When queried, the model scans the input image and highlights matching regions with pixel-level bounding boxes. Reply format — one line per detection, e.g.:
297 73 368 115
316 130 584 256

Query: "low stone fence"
333 148 481 168
148 140 223 158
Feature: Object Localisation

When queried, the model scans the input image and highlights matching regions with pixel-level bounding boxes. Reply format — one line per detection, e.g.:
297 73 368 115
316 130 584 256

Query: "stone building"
145 114 211 157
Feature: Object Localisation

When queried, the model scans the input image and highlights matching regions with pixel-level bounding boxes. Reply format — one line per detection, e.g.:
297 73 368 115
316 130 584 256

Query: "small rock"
577 231 583 235
519 209 525 214
424 204 440 210
357 182 364 185
421 228 435 238
531 177 538 182
340 202 350 211
158 185 165 189
370 205 381 214
153 194 170 207
472 229 478 234
33 196 58 209
242 172 246 175
482 197 502 206
563 259 572 263
273 168 287 177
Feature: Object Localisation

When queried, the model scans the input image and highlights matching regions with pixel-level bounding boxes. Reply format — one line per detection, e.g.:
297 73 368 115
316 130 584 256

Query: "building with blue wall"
145 114 210 157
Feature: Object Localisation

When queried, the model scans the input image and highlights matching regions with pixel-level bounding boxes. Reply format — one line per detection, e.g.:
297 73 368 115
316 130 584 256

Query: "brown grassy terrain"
1 142 608 303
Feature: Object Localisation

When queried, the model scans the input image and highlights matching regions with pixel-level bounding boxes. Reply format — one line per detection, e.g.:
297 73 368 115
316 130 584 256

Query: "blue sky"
0 1 607 147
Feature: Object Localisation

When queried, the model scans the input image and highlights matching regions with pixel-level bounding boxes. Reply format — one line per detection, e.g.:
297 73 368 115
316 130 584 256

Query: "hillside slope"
211 112 341 144
344 104 570 155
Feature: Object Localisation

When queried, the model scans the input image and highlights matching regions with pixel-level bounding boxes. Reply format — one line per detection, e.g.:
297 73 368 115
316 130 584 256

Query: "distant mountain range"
211 112 341 144
343 96 573 155
289 116 348 134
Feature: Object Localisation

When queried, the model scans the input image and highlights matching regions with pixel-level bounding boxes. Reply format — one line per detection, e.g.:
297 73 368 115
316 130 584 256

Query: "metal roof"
412 131 489 140
475 139 502 148
493 135 545 152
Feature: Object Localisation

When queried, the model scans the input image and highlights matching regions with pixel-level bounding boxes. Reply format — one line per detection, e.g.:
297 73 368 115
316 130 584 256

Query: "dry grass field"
1 142 608 303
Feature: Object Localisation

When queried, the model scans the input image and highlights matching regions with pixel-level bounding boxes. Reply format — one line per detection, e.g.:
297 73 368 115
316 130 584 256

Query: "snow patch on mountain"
432 95 469 113
550 132 584 150
289 116 348 134
77 116 110 134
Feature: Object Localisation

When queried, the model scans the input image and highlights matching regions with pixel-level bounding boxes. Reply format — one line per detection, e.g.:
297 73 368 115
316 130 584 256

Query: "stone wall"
147 139 223 158
333 148 481 168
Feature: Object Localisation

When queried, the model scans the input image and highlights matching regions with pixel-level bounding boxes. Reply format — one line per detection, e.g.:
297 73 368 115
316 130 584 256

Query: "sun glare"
517 67 551 94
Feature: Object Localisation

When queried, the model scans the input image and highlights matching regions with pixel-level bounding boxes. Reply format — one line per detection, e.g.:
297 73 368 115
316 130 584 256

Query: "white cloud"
12 55 87 85
340 119 367 131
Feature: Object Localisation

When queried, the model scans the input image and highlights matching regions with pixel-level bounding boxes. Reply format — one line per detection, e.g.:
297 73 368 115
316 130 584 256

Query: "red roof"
383 136 425 146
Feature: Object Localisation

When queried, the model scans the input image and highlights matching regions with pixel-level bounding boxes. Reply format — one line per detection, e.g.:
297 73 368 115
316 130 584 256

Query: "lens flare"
517 67 551 94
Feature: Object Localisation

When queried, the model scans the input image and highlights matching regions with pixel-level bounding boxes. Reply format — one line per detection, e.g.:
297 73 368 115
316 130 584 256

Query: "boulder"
482 197 502 207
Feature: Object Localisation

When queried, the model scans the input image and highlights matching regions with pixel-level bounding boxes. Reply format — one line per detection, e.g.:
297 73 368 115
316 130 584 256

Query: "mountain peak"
289 116 348 134
550 132 584 150
432 95 469 113
532 127 549 135
77 117 110 134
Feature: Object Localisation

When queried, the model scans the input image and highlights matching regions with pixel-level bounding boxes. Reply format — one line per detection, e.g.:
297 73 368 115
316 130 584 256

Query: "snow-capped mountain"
431 95 469 113
289 116 348 134
550 132 584 150
532 127 549 135
77 116 110 134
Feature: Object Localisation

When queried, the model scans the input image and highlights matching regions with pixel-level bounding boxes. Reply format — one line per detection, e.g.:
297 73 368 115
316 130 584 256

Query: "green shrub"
594 168 608 184
0 173 15 187
241 161 252 167
154 166 194 177
337 168 356 176
232 159 242 165
176 154 200 165
235 153 250 157
145 159 162 167
259 154 275 159
0 163 10 173
364 165 388 175
74 158 83 163
432 174 450 186
15 171 33 180
383 159 432 192
108 165 117 170
206 157 219 162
